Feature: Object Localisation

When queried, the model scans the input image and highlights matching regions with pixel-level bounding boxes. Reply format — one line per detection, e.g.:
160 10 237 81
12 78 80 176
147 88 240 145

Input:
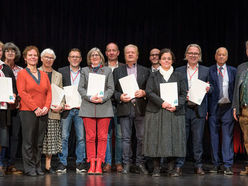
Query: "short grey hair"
86 47 105 66
184 43 202 62
2 42 21 62
40 48 56 59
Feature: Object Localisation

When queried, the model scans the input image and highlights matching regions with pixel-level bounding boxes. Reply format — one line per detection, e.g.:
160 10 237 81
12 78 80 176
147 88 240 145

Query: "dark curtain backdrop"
1 0 248 69
1 0 247 159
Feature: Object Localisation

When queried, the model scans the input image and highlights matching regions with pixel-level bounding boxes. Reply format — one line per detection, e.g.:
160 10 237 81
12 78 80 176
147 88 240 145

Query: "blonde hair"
184 44 202 62
86 47 105 66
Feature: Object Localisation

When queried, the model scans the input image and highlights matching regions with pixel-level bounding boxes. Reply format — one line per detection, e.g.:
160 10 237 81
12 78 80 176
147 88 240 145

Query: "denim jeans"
105 113 122 165
58 108 86 165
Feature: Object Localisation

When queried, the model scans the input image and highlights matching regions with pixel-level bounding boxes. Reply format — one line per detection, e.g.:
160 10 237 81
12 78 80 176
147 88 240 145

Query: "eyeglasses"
5 49 16 54
44 56 54 60
69 56 81 59
150 54 159 57
187 52 200 56
90 54 100 57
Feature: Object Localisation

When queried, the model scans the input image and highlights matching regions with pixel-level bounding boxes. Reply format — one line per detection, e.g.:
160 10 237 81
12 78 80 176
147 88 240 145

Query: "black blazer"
113 64 150 117
145 70 186 115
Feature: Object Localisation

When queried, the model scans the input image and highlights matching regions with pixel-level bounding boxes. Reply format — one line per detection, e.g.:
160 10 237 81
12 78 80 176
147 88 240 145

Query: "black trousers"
19 111 47 173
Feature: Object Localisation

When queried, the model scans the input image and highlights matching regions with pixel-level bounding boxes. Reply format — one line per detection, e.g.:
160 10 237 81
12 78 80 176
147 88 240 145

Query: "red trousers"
83 117 110 161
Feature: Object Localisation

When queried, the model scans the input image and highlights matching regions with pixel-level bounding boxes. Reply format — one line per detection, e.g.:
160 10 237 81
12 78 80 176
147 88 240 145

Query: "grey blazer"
39 67 63 120
78 66 114 118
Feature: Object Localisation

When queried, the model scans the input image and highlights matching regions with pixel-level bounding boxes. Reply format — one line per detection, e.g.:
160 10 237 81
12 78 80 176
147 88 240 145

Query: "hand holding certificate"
51 84 64 109
0 77 15 103
188 79 210 105
119 74 139 99
86 73 106 97
64 85 82 108
160 82 178 106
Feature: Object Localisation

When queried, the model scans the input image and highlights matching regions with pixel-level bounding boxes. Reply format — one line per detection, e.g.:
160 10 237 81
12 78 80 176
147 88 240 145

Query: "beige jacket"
39 67 63 120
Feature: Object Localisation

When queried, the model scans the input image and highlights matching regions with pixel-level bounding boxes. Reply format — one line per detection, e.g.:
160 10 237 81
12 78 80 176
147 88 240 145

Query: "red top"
17 69 52 111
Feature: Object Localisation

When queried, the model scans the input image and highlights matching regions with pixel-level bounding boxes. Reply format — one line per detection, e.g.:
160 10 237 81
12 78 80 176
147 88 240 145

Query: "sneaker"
56 162 67 174
224 167 233 175
209 166 220 173
152 167 161 177
136 164 148 175
76 162 87 174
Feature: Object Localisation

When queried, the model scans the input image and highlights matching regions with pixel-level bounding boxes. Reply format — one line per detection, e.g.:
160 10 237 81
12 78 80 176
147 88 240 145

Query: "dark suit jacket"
113 63 150 117
208 64 236 116
145 70 186 115
176 64 209 118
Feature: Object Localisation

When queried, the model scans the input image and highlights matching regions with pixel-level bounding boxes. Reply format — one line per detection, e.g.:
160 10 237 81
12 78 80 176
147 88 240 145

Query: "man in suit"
232 40 248 175
56 48 86 174
208 47 236 175
149 48 160 72
113 44 150 174
103 42 124 173
174 44 210 175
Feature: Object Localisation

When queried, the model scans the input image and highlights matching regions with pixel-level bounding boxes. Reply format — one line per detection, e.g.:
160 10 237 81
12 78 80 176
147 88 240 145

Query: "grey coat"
78 66 114 118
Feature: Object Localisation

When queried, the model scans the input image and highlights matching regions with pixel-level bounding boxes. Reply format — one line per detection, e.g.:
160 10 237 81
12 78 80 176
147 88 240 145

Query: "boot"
88 159 96 174
95 158 103 175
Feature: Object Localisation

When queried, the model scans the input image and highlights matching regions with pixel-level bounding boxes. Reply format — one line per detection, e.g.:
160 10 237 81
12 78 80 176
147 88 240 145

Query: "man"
113 44 150 174
208 47 236 175
232 40 248 175
56 48 86 174
103 42 124 173
149 48 160 72
174 44 210 176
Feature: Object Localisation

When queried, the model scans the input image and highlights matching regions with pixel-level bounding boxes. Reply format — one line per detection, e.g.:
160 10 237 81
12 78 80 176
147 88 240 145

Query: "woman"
143 48 187 177
0 42 17 177
78 47 114 174
17 46 52 176
39 48 63 174
1 42 23 175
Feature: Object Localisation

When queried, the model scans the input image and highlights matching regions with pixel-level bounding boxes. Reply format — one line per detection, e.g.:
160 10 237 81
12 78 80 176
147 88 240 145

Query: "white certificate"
160 82 178 106
51 84 64 109
119 74 139 99
64 85 82 108
188 79 209 105
0 77 15 103
86 73 106 97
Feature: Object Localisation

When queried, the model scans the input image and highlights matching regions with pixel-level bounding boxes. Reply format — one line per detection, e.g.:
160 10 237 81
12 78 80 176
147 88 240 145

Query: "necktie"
218 66 223 99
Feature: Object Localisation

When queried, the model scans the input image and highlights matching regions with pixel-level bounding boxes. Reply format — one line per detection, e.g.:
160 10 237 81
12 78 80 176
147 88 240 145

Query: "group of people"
0 40 248 178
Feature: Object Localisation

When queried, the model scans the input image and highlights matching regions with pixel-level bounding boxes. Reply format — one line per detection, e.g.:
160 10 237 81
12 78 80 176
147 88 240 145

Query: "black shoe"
56 162 67 174
76 162 87 174
170 167 182 177
224 167 233 175
152 167 160 177
45 168 56 174
36 168 45 176
136 164 148 175
122 164 130 174
26 171 37 177
209 166 220 173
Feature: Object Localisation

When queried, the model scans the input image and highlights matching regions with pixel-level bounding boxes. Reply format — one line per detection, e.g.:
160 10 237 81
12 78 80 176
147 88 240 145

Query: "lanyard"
217 66 225 78
188 67 198 81
70 70 80 84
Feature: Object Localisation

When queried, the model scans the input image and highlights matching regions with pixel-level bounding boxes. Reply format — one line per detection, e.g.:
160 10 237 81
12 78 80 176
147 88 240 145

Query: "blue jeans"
58 109 86 165
105 113 122 165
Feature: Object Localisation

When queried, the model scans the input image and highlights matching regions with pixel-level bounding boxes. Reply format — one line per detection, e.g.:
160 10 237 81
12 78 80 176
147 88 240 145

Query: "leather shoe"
26 171 37 177
116 164 123 173
122 164 130 174
36 168 45 176
170 167 182 177
45 168 56 174
195 167 205 175
103 164 111 173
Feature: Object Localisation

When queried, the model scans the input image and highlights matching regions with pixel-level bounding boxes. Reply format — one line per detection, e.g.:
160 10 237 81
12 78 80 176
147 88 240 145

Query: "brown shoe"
240 167 248 176
116 164 123 173
195 167 205 175
6 166 23 175
103 164 111 173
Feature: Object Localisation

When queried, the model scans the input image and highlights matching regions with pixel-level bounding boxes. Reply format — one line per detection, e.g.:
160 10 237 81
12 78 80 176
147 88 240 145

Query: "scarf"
159 66 174 82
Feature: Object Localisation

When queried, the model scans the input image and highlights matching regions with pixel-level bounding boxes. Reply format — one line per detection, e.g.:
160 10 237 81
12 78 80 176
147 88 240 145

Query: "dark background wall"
1 0 248 69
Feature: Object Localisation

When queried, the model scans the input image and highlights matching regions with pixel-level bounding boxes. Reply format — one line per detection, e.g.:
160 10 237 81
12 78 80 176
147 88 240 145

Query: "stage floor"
1 161 248 186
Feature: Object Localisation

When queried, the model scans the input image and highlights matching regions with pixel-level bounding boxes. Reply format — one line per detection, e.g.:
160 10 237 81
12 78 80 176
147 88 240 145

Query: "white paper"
86 73 105 97
51 84 65 109
119 74 139 99
64 85 82 108
188 79 209 105
160 82 178 106
0 77 15 103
